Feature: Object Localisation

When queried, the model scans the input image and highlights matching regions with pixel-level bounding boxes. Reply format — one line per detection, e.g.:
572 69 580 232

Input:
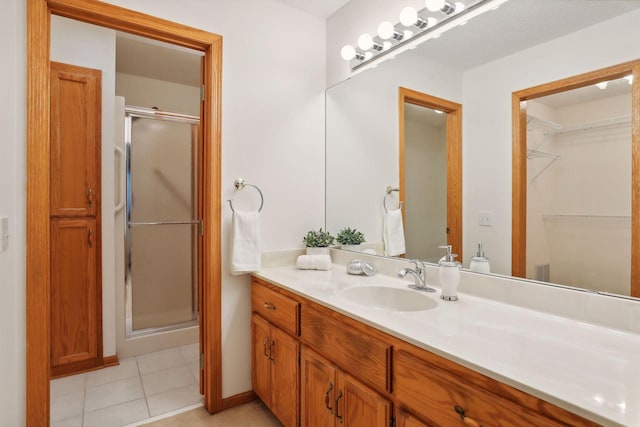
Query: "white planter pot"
340 244 361 252
306 247 330 255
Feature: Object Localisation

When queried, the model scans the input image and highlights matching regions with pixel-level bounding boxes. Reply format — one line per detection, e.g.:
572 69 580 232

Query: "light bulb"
455 2 465 12
434 110 444 114
596 81 608 90
403 30 414 39
426 0 445 12
341 45 356 61
383 41 392 50
378 21 395 39
358 33 374 50
400 7 418 26
364 51 374 61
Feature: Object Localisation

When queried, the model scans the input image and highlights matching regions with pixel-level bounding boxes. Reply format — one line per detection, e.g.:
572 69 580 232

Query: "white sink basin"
338 285 438 312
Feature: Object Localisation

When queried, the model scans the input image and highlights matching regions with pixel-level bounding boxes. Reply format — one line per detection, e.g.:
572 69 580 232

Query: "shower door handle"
128 220 202 227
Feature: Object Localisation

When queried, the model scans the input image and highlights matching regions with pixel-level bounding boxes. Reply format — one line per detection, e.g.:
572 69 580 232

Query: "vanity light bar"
341 0 510 73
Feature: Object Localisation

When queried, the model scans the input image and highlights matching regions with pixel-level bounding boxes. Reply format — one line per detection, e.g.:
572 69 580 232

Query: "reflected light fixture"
596 81 608 90
625 75 634 85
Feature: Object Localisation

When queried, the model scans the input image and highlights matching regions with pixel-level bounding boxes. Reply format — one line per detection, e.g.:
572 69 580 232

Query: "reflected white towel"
383 208 405 256
231 211 261 275
296 255 332 271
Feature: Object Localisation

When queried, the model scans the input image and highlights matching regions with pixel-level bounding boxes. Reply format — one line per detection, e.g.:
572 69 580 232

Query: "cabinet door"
50 61 101 217
271 327 300 427
251 314 272 405
336 371 391 427
301 347 337 427
50 219 101 374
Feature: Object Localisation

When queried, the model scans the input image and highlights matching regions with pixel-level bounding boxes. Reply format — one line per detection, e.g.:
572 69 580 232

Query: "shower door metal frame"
124 106 202 339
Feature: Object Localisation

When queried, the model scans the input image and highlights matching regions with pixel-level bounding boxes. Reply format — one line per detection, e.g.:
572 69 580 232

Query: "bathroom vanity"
250 258 639 426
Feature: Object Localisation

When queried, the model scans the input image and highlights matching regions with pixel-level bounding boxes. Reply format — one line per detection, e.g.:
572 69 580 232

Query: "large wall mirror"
325 0 640 300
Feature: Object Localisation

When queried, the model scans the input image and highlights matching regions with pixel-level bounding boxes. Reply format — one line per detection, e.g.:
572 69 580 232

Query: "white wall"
0 0 25 424
102 0 326 397
462 9 640 275
116 72 200 115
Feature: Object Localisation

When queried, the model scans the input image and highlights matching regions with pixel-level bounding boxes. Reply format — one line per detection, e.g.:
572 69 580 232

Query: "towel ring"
228 178 264 213
384 186 403 212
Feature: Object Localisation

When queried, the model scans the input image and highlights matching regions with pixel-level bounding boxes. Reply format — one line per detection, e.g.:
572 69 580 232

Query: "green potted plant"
336 227 365 252
303 228 335 255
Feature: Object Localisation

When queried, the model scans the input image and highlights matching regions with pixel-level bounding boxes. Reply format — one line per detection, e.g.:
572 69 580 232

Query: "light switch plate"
479 211 493 227
1 216 8 253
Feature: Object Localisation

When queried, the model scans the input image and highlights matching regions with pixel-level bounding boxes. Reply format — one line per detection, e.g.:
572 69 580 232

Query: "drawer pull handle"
264 302 276 310
335 390 343 423
262 338 270 358
88 229 94 248
454 406 482 427
324 383 334 414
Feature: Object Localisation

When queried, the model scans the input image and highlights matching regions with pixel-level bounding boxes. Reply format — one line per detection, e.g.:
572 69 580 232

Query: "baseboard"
103 355 119 367
221 390 257 410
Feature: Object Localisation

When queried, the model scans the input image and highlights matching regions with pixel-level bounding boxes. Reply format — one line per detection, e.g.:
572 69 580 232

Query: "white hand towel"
383 208 405 257
296 255 332 271
231 211 261 275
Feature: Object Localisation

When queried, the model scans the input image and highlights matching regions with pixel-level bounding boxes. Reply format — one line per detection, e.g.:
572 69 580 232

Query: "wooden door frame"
512 59 640 297
26 0 223 425
398 87 463 261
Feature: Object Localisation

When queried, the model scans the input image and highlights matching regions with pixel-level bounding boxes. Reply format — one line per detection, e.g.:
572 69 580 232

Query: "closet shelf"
543 214 631 221
527 115 561 133
527 148 560 182
558 115 631 134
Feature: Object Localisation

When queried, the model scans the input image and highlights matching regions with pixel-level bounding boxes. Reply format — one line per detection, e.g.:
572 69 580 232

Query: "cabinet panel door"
50 62 101 218
271 327 300 427
337 371 390 427
251 314 272 405
50 219 101 371
301 347 336 427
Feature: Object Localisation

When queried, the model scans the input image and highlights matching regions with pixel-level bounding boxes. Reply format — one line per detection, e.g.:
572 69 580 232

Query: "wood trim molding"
398 87 463 261
27 1 223 425
512 59 640 296
221 390 258 410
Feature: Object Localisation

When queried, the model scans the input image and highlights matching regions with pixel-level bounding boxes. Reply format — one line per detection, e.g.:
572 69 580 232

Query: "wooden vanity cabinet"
300 346 391 427
251 277 601 427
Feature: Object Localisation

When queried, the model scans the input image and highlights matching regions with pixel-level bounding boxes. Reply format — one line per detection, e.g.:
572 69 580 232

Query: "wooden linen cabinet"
49 61 103 377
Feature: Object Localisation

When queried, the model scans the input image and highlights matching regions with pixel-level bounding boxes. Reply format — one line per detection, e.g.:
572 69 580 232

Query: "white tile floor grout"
51 344 203 427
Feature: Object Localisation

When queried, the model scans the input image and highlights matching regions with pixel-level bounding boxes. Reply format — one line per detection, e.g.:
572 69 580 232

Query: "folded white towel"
231 211 261 275
296 255 332 271
383 208 405 257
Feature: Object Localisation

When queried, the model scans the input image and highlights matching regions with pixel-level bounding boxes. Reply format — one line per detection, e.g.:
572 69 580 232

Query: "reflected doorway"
399 87 463 262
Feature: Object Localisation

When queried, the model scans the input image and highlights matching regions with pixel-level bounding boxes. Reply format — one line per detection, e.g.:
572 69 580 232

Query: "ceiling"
271 0 350 18
412 0 640 71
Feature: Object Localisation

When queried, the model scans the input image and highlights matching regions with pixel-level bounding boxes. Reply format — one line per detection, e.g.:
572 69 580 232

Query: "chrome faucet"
397 259 436 292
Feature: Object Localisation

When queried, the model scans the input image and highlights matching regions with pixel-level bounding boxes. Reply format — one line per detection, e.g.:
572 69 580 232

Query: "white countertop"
254 264 640 427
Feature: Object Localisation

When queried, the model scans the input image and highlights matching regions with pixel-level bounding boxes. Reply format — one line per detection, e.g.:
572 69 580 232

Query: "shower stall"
124 106 201 338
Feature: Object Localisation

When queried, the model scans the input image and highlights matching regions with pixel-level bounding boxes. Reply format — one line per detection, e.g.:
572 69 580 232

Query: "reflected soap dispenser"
438 245 461 301
469 242 491 274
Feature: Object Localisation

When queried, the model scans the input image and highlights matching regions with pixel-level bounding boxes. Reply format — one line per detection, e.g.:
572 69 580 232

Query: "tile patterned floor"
51 345 203 427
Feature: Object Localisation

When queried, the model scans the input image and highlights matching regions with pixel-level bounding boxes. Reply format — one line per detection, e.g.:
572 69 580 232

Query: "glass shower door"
125 108 201 337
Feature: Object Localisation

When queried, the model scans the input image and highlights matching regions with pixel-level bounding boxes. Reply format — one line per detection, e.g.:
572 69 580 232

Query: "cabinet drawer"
301 305 390 394
394 349 598 427
252 281 299 336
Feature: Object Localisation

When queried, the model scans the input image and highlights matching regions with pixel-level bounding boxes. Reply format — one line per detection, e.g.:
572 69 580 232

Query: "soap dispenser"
438 245 460 301
469 242 491 274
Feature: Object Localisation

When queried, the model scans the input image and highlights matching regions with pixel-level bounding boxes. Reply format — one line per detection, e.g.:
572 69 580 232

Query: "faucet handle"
409 259 424 272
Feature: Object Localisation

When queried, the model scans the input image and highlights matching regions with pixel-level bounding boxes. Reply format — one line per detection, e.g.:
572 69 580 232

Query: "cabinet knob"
324 383 334 414
454 406 482 427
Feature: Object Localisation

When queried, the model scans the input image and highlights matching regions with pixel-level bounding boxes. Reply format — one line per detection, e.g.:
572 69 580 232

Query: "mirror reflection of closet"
525 76 632 295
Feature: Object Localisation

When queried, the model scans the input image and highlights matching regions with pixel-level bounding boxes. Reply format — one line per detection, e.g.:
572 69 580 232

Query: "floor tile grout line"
135 353 153 423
